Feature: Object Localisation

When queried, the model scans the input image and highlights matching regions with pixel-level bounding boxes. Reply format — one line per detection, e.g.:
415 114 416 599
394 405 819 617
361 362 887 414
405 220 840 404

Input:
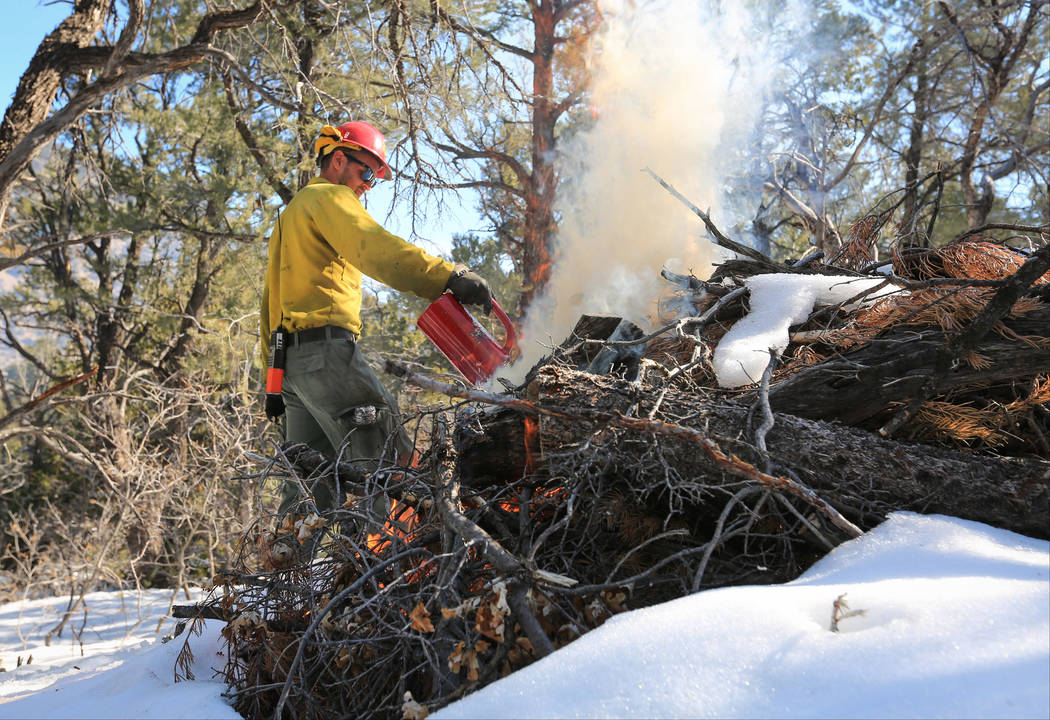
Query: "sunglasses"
339 150 379 187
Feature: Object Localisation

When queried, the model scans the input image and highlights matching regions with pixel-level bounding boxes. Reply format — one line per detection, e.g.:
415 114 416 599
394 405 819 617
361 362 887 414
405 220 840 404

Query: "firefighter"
261 121 493 512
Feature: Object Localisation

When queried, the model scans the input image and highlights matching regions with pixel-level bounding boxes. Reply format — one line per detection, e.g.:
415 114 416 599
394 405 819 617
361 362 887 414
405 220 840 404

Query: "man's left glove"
445 264 494 314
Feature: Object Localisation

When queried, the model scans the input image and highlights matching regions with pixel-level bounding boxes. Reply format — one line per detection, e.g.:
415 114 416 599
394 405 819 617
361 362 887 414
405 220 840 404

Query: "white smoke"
508 0 791 380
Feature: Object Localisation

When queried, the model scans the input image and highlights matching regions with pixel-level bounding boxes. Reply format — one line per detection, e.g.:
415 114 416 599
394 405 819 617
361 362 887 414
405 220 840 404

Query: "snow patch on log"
714 274 895 388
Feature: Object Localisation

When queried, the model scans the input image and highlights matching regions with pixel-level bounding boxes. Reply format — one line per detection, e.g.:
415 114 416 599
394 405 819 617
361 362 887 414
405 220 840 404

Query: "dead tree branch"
643 167 781 268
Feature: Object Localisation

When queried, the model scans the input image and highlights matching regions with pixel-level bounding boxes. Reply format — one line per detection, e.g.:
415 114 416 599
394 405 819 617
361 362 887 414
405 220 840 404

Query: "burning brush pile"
177 233 1049 719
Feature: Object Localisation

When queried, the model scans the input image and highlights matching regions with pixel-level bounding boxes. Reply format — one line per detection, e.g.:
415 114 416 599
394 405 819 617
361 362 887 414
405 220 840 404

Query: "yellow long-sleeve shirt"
260 177 454 365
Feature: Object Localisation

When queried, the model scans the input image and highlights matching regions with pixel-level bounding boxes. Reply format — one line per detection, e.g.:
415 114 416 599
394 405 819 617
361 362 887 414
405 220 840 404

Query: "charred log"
461 366 1049 540
768 307 1050 427
520 313 646 386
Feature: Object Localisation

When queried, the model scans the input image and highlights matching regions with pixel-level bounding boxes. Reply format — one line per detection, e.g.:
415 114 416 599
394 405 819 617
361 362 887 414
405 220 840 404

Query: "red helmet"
314 121 392 179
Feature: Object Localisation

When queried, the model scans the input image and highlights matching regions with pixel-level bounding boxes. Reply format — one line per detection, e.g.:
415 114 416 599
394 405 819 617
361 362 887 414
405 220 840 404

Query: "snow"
712 273 896 388
436 513 1049 719
1 513 1046 719
0 590 237 720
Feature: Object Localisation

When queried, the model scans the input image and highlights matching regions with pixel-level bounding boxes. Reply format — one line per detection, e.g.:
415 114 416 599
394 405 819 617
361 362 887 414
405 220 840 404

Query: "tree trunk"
519 0 558 313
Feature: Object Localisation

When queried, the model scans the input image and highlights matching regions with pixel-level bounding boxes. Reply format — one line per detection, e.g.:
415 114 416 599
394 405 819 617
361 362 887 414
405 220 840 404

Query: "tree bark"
0 0 110 175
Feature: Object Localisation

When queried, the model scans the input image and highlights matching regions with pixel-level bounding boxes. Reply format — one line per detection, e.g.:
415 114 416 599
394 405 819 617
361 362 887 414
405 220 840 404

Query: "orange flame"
496 417 544 513
523 416 540 474
366 497 417 554
536 260 553 287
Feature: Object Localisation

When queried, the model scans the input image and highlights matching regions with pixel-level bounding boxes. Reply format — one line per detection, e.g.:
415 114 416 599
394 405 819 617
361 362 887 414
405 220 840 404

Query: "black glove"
265 392 285 422
445 264 494 314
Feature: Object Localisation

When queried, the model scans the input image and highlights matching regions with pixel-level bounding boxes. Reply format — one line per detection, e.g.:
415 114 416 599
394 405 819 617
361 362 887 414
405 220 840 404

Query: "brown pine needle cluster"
894 239 1050 284
906 401 1012 447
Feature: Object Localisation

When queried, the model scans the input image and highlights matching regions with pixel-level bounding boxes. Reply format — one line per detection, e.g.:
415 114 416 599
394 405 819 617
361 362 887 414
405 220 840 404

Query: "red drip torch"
417 294 516 385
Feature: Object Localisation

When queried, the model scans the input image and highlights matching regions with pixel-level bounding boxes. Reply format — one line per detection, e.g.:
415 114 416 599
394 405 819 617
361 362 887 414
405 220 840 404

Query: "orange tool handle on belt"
266 330 287 394
265 367 284 394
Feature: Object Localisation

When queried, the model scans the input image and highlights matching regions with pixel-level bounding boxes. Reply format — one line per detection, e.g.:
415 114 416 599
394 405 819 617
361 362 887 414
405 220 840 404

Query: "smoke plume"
508 0 783 380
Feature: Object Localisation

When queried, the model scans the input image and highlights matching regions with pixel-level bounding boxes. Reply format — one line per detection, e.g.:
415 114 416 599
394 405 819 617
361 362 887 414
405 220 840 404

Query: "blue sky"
0 1 70 109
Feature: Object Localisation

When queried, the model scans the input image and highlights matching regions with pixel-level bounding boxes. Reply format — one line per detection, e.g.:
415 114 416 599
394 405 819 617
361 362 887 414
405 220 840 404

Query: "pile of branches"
187 407 807 719
652 234 1050 454
179 229 1049 719
189 381 856 719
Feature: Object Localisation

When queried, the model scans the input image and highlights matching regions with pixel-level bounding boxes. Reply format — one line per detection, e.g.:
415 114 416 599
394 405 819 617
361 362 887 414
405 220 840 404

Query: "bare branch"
0 366 98 433
644 167 781 268
220 71 294 204
101 0 144 78
0 229 130 272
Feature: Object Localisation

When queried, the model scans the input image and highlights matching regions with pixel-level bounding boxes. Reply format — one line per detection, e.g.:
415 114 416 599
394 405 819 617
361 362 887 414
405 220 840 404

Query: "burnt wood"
462 366 1049 539
768 305 1050 426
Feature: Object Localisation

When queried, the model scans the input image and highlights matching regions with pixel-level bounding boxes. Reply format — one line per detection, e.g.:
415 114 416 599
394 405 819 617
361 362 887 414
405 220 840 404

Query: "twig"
692 487 766 592
949 222 1049 245
642 167 780 268
774 494 836 552
562 535 726 598
830 592 865 632
753 350 778 473
605 528 690 583
885 273 1025 289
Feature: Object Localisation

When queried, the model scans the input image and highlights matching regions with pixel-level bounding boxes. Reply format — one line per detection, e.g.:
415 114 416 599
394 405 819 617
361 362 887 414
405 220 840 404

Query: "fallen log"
769 283 1050 431
460 366 1049 540
769 323 1050 426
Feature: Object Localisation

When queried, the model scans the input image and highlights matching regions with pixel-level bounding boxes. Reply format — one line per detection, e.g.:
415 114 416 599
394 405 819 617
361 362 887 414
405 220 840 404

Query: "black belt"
290 325 356 346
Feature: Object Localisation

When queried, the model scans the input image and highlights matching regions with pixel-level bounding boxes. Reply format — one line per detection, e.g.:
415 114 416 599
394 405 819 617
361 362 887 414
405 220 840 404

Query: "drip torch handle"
492 300 517 355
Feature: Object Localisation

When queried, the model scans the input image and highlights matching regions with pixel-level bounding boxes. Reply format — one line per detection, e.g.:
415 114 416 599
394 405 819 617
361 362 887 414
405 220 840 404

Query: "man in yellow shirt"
261 121 493 511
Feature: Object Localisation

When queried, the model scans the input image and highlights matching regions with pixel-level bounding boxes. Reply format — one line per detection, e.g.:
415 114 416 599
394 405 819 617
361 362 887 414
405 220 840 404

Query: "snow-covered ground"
1 512 1047 719
0 590 237 719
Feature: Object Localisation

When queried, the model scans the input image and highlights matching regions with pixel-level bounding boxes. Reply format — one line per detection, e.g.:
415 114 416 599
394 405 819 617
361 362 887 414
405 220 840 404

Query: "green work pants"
278 331 412 514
